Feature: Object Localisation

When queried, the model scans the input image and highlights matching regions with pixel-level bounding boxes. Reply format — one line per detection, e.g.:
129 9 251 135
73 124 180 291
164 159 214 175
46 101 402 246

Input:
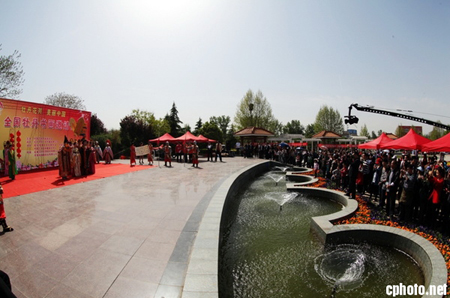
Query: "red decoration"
16 131 22 159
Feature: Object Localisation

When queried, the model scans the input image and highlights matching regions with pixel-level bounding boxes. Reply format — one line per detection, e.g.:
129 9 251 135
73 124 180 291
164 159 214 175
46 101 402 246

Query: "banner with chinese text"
0 98 91 172
135 145 150 156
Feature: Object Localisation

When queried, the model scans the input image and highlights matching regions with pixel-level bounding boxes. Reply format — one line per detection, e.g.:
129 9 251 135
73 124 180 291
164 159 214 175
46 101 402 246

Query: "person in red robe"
427 167 445 227
164 142 172 167
0 185 13 233
148 141 154 166
103 141 113 164
130 144 136 167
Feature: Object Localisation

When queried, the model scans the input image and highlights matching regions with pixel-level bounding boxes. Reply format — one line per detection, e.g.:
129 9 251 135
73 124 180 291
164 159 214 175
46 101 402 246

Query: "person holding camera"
0 185 13 234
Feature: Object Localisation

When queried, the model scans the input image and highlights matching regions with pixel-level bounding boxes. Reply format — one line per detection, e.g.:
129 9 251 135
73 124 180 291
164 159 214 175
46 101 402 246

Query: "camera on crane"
344 115 359 125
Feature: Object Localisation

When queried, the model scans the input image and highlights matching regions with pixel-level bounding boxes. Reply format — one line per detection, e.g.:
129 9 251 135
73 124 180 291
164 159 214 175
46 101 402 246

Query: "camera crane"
344 103 450 131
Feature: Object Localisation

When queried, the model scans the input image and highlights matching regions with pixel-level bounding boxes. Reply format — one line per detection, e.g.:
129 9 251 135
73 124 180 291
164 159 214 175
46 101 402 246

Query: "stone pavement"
0 157 260 298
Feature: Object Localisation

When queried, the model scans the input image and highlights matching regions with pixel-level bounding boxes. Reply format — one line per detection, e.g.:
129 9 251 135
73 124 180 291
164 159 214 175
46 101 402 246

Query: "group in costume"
58 137 114 180
128 139 219 168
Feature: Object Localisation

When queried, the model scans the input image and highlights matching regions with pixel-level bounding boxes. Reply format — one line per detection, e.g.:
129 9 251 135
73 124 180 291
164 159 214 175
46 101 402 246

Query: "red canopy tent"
379 129 431 151
149 133 176 144
197 134 216 143
358 132 393 150
175 131 200 142
422 133 450 152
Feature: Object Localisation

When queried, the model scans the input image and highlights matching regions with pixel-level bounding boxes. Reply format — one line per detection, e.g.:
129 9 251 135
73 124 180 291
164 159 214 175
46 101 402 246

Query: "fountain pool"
218 169 424 298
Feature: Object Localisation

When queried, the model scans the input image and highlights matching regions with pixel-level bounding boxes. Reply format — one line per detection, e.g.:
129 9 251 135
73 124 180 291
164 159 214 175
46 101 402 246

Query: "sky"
1 0 449 135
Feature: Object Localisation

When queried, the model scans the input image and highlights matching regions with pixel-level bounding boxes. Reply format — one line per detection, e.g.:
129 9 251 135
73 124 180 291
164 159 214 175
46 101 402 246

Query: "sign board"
0 98 91 171
135 145 150 156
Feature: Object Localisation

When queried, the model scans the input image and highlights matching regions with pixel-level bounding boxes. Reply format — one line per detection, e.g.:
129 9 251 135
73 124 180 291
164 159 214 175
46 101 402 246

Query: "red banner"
0 98 91 172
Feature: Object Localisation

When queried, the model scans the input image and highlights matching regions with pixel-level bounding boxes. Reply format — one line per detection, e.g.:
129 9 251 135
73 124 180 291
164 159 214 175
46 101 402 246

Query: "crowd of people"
241 142 450 233
58 137 113 180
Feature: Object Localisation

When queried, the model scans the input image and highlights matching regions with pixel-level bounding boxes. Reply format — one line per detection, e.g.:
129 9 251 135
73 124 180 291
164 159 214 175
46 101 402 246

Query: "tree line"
2 46 448 158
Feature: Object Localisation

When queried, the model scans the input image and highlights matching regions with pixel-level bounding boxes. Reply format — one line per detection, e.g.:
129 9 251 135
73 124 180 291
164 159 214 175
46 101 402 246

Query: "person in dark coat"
346 152 360 199
386 160 400 217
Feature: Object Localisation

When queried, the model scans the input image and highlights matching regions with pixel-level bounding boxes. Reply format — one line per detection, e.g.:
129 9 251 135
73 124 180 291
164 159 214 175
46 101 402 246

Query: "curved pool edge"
181 160 272 298
181 160 447 298
306 188 447 298
285 171 318 188
324 224 447 298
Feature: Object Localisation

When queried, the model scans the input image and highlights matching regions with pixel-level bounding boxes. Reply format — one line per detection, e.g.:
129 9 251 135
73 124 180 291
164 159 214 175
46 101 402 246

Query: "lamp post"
249 103 254 127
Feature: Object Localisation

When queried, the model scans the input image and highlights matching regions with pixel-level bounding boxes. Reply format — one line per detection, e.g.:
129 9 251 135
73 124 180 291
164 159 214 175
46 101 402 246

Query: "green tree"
92 129 121 158
153 118 170 137
0 46 25 98
371 131 377 139
165 102 183 137
284 120 305 134
90 114 107 136
377 129 383 137
193 118 203 135
131 109 170 138
313 105 344 134
234 89 277 130
304 124 315 138
199 121 223 142
44 92 86 110
180 124 191 134
120 114 151 155
268 119 284 136
210 115 231 137
132 109 156 124
429 123 444 140
360 124 370 137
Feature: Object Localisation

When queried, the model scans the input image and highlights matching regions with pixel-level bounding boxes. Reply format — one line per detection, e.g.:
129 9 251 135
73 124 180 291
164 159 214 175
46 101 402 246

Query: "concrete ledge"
182 160 271 298
285 173 318 188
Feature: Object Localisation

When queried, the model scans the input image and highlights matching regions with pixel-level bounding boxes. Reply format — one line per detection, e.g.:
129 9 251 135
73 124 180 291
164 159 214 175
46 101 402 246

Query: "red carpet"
0 163 155 199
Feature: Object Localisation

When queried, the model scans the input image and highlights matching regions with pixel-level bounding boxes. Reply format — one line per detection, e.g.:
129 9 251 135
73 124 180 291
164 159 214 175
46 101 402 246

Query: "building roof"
312 130 341 139
385 133 398 140
234 126 274 137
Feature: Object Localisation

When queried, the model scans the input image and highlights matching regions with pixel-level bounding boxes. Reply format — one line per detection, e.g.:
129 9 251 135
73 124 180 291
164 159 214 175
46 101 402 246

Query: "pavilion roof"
234 126 274 137
312 130 341 139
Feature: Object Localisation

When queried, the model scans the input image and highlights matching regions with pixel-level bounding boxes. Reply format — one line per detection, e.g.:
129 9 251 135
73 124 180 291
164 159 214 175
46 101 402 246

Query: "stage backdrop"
0 98 91 172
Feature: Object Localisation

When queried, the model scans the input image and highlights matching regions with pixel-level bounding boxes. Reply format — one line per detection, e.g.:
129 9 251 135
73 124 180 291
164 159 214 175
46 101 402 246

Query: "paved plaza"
0 157 261 298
